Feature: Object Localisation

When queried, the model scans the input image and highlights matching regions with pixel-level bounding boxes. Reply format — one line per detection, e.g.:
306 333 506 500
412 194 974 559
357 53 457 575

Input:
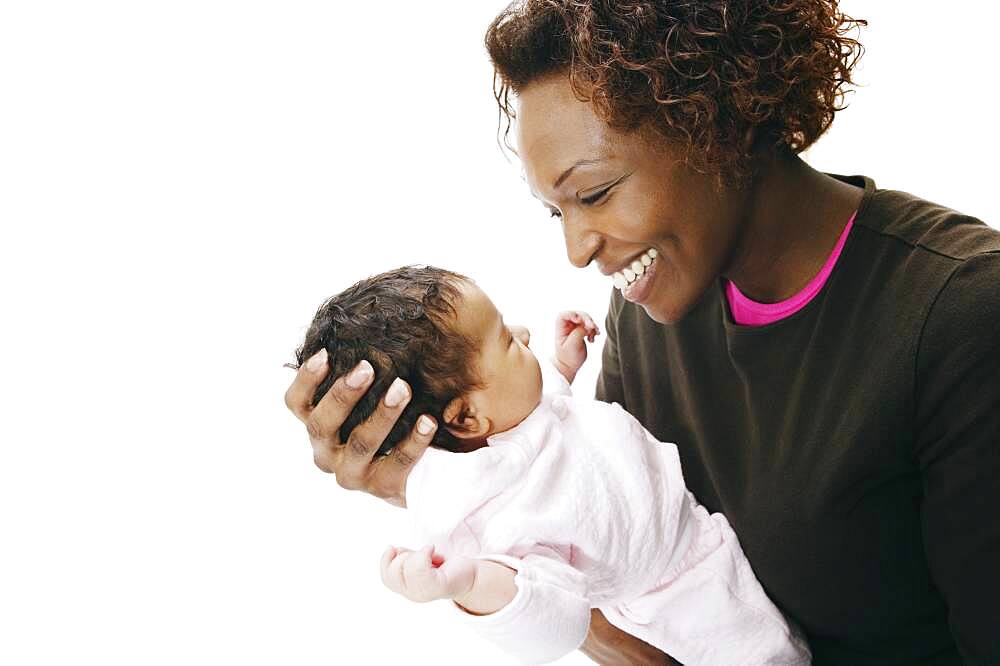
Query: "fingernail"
306 349 328 373
384 377 409 407
345 360 373 388
417 415 435 435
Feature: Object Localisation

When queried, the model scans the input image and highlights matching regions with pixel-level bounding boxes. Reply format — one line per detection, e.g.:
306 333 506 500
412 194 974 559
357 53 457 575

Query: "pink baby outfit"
405 361 810 665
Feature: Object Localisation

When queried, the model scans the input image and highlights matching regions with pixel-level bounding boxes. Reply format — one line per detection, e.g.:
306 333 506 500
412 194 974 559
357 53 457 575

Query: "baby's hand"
380 545 476 603
554 311 600 384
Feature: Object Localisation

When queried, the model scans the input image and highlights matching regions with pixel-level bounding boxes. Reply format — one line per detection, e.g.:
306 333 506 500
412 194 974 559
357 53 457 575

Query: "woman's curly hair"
290 266 483 457
485 0 866 183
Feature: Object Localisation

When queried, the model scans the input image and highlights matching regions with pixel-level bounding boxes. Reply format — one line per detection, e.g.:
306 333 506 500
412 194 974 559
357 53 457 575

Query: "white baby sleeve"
458 547 591 664
541 357 573 397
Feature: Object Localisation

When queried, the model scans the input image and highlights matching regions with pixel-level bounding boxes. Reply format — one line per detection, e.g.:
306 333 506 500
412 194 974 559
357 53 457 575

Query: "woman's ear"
443 396 490 439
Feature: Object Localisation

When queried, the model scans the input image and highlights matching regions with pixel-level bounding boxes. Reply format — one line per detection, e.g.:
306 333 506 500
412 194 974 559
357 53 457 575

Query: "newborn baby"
293 265 810 665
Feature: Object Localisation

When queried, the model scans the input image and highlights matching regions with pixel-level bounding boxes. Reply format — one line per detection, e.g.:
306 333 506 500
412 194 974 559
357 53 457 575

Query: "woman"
285 1 999 663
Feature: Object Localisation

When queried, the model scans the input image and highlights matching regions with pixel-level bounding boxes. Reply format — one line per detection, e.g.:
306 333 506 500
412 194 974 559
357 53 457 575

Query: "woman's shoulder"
853 175 1000 261
813 175 1000 334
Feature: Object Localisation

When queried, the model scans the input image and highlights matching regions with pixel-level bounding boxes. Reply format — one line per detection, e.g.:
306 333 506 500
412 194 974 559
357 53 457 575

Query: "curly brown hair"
291 266 484 456
485 0 866 183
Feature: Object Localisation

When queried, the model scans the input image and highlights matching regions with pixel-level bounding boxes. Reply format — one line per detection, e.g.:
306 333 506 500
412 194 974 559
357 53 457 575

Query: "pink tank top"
725 211 857 326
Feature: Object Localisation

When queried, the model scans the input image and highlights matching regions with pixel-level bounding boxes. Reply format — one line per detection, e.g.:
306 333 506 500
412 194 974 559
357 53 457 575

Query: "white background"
1 2 996 664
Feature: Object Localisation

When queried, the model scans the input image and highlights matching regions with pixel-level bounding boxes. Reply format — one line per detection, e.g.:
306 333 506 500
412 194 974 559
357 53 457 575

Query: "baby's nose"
509 325 531 347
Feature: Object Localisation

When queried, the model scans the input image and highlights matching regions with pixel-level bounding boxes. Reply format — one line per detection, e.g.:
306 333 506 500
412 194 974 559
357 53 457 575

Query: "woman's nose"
563 217 601 269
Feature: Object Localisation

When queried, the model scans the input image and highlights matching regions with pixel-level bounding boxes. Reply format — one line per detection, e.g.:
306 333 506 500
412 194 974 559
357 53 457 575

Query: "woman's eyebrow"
530 159 609 203
553 158 604 190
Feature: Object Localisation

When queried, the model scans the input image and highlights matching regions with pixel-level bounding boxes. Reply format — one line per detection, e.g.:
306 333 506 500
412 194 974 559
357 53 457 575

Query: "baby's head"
293 266 542 456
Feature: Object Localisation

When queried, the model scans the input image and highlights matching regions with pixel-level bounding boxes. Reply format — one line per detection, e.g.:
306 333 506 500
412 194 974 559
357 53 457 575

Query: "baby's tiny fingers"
382 553 405 593
400 548 435 586
380 546 398 576
416 545 434 568
379 549 394 586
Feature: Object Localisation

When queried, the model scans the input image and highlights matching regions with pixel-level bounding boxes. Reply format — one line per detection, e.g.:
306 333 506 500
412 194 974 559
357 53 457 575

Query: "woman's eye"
581 188 609 205
546 187 609 218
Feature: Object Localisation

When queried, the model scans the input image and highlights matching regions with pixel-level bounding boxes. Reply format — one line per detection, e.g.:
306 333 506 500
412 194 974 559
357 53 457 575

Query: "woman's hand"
283 349 438 507
554 311 600 384
581 609 677 665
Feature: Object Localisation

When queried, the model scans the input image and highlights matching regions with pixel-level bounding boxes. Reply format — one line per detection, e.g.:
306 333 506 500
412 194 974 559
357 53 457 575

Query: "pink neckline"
725 211 857 326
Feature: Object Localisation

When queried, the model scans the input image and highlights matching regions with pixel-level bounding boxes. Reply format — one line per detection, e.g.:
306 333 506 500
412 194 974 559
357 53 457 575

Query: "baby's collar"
486 392 566 450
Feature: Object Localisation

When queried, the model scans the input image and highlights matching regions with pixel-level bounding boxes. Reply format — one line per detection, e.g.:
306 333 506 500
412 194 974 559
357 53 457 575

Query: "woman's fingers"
582 609 674 664
286 353 430 504
335 376 411 490
283 349 331 422
370 415 437 507
305 360 375 474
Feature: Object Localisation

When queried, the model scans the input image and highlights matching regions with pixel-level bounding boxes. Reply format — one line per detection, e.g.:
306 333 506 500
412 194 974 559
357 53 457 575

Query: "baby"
293 265 810 665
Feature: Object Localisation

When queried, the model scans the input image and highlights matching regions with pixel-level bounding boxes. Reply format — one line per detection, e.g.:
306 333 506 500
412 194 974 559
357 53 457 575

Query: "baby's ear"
442 396 489 438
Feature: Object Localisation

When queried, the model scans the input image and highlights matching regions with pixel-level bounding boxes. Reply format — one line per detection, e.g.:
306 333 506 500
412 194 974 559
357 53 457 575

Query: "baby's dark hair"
291 265 484 457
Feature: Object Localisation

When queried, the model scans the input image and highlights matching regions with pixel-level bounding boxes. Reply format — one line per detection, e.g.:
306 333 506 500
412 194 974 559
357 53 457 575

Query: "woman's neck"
723 150 864 303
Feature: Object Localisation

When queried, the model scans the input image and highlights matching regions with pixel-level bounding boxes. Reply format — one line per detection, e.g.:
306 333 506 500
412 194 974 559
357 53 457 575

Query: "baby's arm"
381 545 592 663
454 560 518 615
554 311 600 384
379 545 516 614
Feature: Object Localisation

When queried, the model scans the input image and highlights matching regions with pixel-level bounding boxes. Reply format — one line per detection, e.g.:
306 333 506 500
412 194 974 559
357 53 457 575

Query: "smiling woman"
476 1 1000 663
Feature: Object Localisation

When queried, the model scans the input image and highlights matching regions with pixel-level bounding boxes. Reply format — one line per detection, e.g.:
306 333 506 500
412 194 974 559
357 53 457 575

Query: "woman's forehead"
516 121 619 201
514 79 642 195
515 83 609 158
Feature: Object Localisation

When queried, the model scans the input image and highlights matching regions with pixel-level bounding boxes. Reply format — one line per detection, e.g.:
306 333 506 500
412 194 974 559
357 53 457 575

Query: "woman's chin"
641 304 674 325
639 294 693 326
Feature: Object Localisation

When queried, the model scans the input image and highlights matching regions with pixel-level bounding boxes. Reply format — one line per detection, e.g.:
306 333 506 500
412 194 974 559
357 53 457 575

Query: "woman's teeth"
612 248 657 290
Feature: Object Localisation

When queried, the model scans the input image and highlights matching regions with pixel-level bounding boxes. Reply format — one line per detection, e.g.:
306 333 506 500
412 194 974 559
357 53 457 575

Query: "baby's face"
454 280 543 435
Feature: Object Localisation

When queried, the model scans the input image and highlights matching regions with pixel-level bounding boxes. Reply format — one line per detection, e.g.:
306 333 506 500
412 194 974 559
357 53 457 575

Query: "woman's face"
515 75 752 324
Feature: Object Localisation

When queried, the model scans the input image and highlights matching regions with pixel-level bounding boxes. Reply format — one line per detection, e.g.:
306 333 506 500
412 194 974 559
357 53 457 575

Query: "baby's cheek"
528 355 543 400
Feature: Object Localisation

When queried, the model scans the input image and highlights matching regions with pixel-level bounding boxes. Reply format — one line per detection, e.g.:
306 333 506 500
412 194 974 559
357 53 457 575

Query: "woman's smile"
620 249 660 304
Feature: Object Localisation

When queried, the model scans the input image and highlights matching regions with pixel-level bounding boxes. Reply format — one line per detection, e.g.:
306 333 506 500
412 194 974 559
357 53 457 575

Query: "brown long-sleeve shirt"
596 174 1000 665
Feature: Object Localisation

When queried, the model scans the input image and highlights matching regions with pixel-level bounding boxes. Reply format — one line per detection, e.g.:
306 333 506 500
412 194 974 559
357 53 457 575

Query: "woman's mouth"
612 248 658 303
